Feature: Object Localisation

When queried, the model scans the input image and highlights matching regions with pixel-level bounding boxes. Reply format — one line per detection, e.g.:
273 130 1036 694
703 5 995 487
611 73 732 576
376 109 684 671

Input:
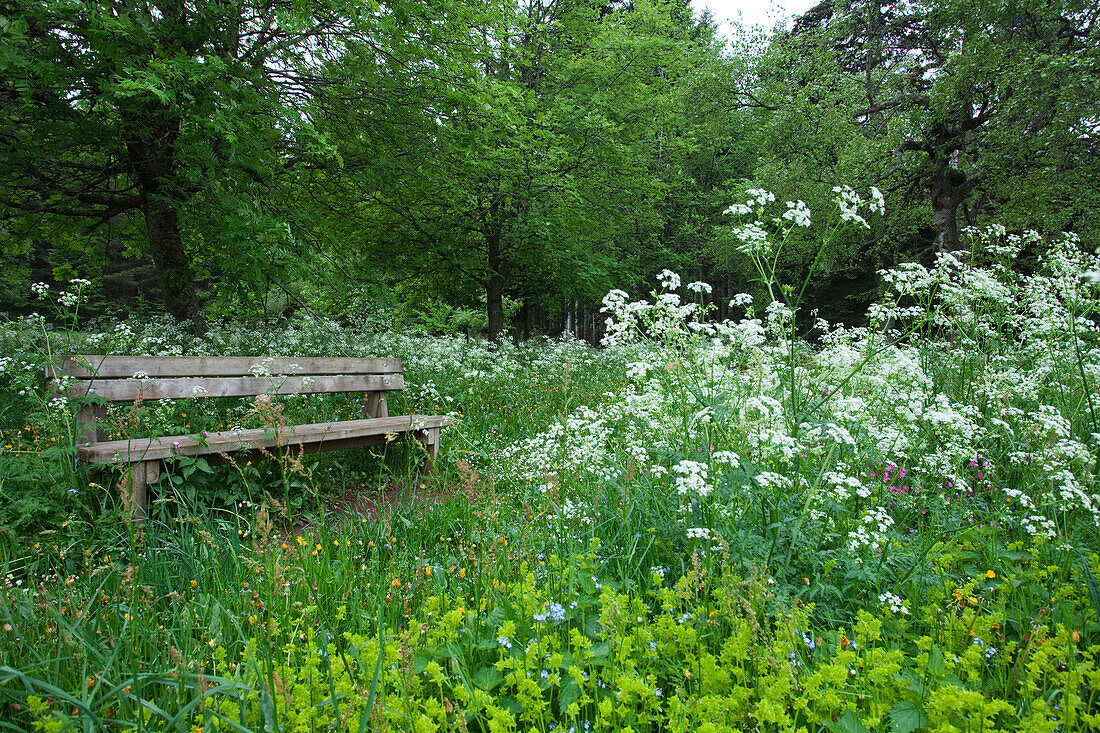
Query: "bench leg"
421 427 440 474
122 461 158 523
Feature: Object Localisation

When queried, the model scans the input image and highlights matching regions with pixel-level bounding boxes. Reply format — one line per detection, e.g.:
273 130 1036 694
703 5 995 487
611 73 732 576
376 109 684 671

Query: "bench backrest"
51 355 403 443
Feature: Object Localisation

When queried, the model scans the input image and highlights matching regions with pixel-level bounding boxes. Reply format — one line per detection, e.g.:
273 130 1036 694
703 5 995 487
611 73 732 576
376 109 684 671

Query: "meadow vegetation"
3 0 1100 728
3 191 1100 731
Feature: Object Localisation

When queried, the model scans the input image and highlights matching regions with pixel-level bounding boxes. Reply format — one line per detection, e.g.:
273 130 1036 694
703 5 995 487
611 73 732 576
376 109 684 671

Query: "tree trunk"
143 199 201 323
929 167 969 253
520 299 532 341
126 111 203 324
486 228 506 341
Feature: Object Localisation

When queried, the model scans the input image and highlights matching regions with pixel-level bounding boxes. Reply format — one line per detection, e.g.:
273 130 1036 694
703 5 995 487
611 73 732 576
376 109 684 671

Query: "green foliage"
3 528 1100 731
748 0 1100 259
4 0 1100 726
6 218 1100 728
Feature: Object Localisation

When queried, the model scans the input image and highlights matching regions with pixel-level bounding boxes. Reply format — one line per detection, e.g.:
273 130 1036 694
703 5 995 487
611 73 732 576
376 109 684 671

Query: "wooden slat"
53 355 402 379
198 435 392 468
78 415 453 464
66 374 405 401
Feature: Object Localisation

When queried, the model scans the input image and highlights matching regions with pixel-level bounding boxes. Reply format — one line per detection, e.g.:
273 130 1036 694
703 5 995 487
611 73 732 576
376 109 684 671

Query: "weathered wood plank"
122 462 148 522
422 426 441 474
79 415 452 463
198 434 392 468
67 374 405 401
363 391 389 419
75 404 106 444
53 355 403 379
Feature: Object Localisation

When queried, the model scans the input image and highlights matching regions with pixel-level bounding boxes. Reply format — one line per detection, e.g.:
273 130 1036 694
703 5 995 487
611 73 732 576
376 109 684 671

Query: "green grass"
4 230 1100 729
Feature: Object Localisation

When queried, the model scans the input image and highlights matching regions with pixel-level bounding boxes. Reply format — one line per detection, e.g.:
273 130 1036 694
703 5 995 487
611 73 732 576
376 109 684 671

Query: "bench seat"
79 414 452 464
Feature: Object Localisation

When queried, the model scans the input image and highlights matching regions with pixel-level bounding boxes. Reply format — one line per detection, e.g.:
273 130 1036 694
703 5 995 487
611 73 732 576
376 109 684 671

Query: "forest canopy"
3 0 1098 336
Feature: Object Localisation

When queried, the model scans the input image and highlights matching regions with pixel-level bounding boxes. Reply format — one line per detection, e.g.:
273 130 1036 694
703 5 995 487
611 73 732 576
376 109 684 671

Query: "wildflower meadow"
3 192 1100 732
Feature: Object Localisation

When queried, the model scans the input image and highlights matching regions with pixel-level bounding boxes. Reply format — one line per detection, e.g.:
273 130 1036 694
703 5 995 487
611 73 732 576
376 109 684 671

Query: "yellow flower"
190 580 198 588
459 568 467 579
985 570 996 579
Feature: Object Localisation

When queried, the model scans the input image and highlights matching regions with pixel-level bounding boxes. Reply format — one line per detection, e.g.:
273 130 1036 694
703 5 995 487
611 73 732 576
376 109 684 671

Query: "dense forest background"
3 0 1098 339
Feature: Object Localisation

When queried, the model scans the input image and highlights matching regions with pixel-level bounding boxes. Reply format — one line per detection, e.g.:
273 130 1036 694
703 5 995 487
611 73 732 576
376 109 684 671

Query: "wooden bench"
51 355 452 519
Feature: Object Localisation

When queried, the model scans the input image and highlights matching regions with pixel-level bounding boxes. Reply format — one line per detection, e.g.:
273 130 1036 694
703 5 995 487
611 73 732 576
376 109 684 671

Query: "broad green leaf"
889 700 928 733
472 666 502 691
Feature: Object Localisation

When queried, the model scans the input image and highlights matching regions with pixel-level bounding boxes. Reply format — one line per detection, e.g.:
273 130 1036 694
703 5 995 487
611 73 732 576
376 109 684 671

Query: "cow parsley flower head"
782 200 812 228
733 223 772 255
878 591 909 614
746 188 775 208
832 185 870 228
869 187 885 215
656 270 681 290
730 292 753 307
601 289 629 311
656 292 681 309
673 460 711 498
